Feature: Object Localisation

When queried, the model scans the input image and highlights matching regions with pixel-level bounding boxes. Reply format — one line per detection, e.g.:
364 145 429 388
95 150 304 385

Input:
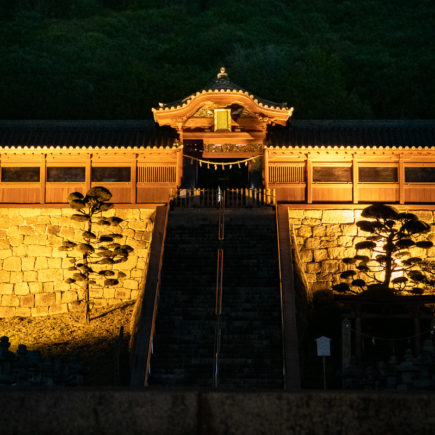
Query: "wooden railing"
129 204 169 387
170 188 276 208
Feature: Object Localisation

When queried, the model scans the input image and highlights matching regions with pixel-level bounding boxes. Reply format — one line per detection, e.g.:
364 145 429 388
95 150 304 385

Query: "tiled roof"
266 120 435 148
157 68 289 111
0 120 178 149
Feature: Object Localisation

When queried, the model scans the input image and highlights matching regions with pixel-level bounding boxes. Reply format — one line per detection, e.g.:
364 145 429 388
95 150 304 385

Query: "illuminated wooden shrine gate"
0 68 435 205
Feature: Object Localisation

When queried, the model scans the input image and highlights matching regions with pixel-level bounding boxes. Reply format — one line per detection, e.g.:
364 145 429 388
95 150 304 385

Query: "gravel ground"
0 302 134 385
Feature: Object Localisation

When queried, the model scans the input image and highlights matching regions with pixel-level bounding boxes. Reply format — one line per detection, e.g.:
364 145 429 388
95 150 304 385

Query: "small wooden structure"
1 69 435 204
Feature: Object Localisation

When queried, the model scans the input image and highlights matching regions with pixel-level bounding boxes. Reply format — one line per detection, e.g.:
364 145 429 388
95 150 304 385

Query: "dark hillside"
0 0 433 119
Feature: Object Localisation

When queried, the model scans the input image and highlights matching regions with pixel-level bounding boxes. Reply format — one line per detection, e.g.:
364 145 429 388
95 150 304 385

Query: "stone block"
320 238 338 248
321 260 339 273
115 289 131 299
35 292 56 307
49 304 68 315
131 290 139 299
15 282 30 295
61 291 78 303
312 226 326 237
103 288 116 299
0 217 11 230
15 307 31 317
117 256 138 270
21 257 35 271
43 282 54 292
0 270 10 283
311 282 331 292
21 294 35 308
2 294 20 306
337 236 354 247
29 282 43 293
326 225 342 237
322 210 354 224
48 258 62 269
23 271 38 281
304 210 322 219
0 283 13 295
304 273 317 283
32 306 50 316
9 272 23 283
314 249 328 262
90 288 103 298
48 225 61 235
123 280 139 290
19 226 34 235
12 245 28 257
342 224 358 236
0 249 12 259
305 238 321 249
302 218 321 226
298 226 312 238
68 301 82 312
8 235 24 246
20 209 41 217
414 211 433 223
327 247 345 259
3 257 21 271
299 249 313 263
306 262 321 273
0 239 10 249
0 306 16 317
29 245 52 257
39 269 62 282
41 208 62 216
288 209 305 219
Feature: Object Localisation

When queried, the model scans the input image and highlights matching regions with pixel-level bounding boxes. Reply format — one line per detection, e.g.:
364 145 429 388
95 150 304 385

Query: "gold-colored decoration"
214 109 231 132
204 144 263 153
217 67 228 79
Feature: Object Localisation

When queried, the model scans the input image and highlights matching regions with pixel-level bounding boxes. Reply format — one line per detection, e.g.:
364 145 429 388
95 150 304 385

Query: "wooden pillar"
40 155 46 204
342 318 351 370
399 156 405 204
86 154 92 191
131 156 137 204
263 147 269 188
352 157 359 204
306 156 312 204
355 304 362 361
176 147 183 187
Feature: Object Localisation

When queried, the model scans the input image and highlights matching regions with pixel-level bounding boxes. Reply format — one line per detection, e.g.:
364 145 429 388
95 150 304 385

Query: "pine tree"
59 186 133 323
333 204 434 296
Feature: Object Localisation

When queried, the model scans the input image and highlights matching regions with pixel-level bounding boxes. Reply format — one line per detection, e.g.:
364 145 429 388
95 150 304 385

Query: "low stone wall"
1 390 435 435
288 207 435 292
0 208 154 317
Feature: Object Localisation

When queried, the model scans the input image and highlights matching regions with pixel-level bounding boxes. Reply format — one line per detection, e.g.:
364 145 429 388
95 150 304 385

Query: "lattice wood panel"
269 165 305 183
138 166 176 183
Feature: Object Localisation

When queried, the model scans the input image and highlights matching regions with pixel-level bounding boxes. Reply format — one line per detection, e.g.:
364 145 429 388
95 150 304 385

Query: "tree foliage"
333 204 434 296
60 186 133 322
0 0 433 119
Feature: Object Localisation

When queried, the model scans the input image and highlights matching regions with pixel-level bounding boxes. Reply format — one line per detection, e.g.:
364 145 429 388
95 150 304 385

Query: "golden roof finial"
217 67 228 79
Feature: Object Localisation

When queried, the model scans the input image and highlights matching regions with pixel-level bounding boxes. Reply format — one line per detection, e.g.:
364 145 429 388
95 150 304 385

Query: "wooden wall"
0 148 182 204
266 147 435 204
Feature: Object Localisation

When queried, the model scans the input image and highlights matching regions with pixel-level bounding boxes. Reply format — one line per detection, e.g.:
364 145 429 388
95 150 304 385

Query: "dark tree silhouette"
333 204 434 296
59 186 133 323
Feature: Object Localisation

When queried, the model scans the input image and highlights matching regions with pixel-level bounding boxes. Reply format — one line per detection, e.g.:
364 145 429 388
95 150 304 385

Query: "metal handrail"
213 189 225 388
170 187 276 208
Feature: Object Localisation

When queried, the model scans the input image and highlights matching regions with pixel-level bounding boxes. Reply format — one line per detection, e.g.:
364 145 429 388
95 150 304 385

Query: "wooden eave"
153 91 293 128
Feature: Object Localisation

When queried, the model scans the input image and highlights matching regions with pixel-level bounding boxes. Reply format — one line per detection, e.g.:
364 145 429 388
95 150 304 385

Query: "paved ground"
0 302 134 385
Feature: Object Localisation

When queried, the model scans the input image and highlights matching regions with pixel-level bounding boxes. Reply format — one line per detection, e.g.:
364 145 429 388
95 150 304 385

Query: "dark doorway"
181 140 203 188
197 158 249 188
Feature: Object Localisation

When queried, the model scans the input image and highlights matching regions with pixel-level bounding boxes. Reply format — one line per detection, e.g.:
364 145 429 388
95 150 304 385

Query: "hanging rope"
184 154 261 169
348 326 434 342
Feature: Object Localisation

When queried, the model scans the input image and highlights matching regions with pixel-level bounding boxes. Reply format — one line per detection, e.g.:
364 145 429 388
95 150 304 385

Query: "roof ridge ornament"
217 67 228 79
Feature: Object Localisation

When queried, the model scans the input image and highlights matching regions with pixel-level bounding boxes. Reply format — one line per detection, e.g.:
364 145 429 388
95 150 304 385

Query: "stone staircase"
149 207 283 389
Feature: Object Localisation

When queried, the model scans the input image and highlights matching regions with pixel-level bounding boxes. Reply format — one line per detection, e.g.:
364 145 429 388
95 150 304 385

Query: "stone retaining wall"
0 208 154 317
288 207 435 292
1 390 435 435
